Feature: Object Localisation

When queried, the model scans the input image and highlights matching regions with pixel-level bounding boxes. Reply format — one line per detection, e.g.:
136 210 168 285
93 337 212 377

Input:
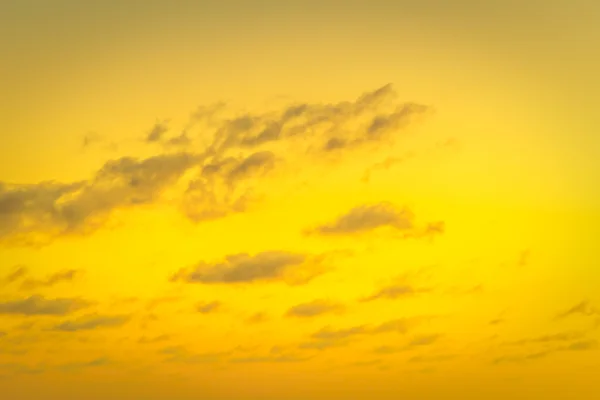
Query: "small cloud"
564 339 598 351
245 312 268 324
504 331 584 346
57 357 112 372
230 354 310 364
555 300 599 320
4 265 28 284
171 251 323 285
0 295 91 316
311 325 369 341
308 203 414 235
146 120 170 143
409 354 457 363
138 334 171 344
407 334 442 347
360 283 429 303
166 132 192 147
160 345 229 364
362 152 415 183
52 313 129 332
285 299 344 318
196 301 221 314
20 269 80 290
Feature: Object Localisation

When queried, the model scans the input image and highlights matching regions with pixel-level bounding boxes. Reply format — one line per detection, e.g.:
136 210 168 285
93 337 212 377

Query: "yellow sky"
1 1 599 399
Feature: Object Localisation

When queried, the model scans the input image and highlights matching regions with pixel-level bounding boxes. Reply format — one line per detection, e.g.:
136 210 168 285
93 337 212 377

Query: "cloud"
306 202 445 241
171 251 326 285
309 203 415 235
204 84 428 156
285 299 345 318
360 283 430 302
408 354 458 363
160 346 229 364
20 269 80 291
180 151 276 222
555 300 599 320
2 84 433 246
504 331 585 346
138 334 171 344
0 152 200 245
51 313 129 331
3 265 28 284
493 338 598 364
145 120 170 143
407 334 442 347
57 357 112 372
196 301 221 314
245 312 268 324
362 152 416 183
0 295 91 316
304 316 428 351
230 354 310 364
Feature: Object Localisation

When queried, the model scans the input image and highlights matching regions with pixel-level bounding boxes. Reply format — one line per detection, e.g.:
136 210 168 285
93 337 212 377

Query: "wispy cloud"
1 84 431 247
20 269 80 291
145 120 170 143
0 152 200 246
171 251 326 285
555 300 599 320
306 202 444 240
3 265 28 284
51 313 130 332
0 295 91 316
196 301 221 314
360 283 430 303
285 299 345 318
493 338 598 364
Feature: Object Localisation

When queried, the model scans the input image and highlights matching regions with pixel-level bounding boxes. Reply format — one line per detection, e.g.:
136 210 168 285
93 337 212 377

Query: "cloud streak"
172 251 326 285
0 295 91 316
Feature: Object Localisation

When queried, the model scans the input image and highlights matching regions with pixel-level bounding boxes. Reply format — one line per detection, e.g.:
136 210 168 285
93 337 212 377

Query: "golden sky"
1 1 599 399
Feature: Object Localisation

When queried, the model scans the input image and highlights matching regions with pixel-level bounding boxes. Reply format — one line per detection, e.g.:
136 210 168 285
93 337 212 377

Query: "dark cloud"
555 300 599 320
146 120 169 143
285 299 344 318
2 84 432 246
52 313 129 331
171 251 323 285
0 295 91 316
309 203 414 235
360 283 430 302
20 269 80 291
0 152 200 245
308 317 426 347
366 103 429 139
181 151 276 222
310 325 369 341
196 301 221 314
166 132 192 147
4 265 28 284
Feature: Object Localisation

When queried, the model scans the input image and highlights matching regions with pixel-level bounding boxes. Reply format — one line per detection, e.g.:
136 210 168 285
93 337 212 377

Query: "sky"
1 1 599 399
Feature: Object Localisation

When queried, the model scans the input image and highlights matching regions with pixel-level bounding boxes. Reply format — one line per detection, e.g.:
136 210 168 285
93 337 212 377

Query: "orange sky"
1 1 599 399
